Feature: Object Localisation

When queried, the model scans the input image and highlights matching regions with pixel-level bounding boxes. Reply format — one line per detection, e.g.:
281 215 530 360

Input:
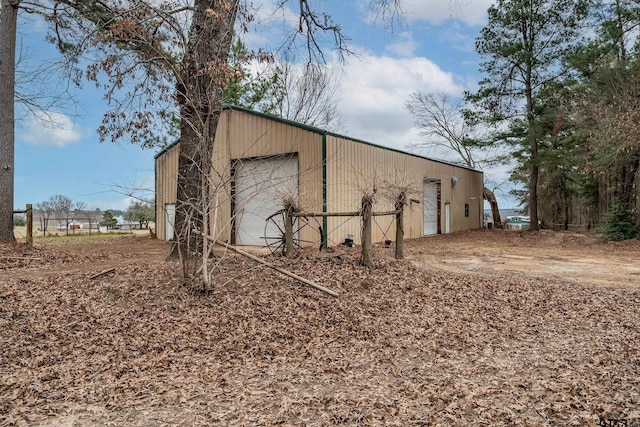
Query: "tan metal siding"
155 143 179 241
155 108 483 246
156 110 325 245
325 135 483 245
154 112 233 242
221 110 323 246
209 111 233 242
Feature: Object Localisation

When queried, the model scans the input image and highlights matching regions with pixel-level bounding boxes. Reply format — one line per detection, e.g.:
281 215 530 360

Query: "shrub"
602 203 639 242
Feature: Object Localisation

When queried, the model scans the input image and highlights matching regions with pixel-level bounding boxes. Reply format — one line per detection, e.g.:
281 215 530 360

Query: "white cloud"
239 0 299 49
401 0 494 27
85 197 135 212
335 53 464 150
249 0 299 28
438 23 478 53
385 31 419 57
332 52 517 208
21 111 81 147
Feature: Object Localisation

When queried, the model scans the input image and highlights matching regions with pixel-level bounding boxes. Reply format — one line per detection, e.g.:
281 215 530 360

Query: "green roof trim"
154 104 482 173
153 139 179 160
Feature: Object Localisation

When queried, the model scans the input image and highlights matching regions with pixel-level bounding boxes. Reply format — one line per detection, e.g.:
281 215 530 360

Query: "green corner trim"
153 158 157 232
322 133 328 249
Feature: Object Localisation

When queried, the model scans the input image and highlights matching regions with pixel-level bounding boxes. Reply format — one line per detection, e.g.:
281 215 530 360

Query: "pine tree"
468 0 588 230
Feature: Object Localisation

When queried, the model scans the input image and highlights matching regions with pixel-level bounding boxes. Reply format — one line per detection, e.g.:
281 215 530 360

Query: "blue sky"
13 0 516 211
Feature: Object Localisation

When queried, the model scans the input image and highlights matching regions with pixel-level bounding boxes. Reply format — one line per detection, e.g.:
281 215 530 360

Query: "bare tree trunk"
361 197 373 268
394 193 405 260
172 0 238 273
527 100 539 231
524 39 539 231
616 151 640 209
284 203 294 257
529 160 539 230
0 0 18 242
483 186 502 228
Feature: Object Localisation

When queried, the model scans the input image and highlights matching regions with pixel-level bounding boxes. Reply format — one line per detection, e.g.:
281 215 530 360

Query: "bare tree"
0 0 78 242
407 92 479 167
35 199 54 235
49 0 398 281
49 194 72 234
0 0 18 241
14 37 78 121
1 0 468 290
41 194 84 234
275 61 344 132
573 65 640 212
41 0 462 288
406 91 505 227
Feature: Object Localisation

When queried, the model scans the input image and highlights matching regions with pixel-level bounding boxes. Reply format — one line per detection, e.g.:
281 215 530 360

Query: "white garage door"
234 155 298 246
423 180 439 236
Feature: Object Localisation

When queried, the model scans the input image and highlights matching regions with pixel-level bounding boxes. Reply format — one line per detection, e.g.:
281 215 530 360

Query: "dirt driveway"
3 229 638 288
407 229 640 288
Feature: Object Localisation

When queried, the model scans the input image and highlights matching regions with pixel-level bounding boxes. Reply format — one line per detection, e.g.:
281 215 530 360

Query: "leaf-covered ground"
1 232 639 426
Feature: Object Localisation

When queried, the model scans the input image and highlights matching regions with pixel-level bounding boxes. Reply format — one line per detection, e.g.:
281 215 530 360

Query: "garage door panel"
423 180 439 236
235 155 298 246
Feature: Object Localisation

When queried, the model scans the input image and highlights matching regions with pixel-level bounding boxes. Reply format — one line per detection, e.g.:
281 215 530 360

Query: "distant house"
155 105 484 246
505 216 532 231
58 220 83 231
114 222 146 231
108 217 146 231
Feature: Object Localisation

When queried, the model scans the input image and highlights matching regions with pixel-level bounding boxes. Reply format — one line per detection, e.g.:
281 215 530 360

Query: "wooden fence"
12 204 33 246
284 195 407 267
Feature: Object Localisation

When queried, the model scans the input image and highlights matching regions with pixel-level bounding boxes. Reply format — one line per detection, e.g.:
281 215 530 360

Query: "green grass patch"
37 232 135 241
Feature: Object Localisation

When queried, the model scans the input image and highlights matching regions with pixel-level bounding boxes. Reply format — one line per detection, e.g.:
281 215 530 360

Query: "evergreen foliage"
223 39 286 114
468 0 589 230
466 0 640 230
602 203 639 241
100 211 118 229
124 201 154 228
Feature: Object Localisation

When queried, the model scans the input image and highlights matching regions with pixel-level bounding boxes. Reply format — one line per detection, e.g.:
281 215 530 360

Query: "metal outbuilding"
155 105 484 247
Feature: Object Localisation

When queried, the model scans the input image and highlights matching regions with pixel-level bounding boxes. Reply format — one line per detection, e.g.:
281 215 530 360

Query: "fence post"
284 204 295 257
26 204 33 246
395 193 405 260
361 197 373 268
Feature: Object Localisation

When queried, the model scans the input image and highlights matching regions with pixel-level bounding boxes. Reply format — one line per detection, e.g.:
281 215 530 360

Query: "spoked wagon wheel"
263 209 322 255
